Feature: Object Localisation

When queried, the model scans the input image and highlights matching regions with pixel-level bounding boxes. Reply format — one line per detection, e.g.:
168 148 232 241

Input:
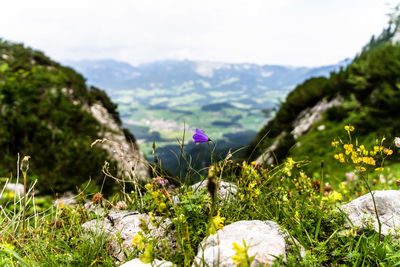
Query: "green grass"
2 128 400 266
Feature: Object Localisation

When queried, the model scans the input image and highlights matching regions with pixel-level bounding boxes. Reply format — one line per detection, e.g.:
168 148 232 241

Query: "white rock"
82 211 175 262
194 220 291 267
83 202 104 215
4 183 24 195
255 132 286 165
88 102 150 182
172 181 237 205
120 258 175 267
291 97 341 139
54 191 76 207
256 97 342 164
191 180 237 200
341 190 400 236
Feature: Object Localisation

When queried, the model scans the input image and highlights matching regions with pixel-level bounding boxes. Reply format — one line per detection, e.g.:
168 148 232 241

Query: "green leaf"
0 63 8 73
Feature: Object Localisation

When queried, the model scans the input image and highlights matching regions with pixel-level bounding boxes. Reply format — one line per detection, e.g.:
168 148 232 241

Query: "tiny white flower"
395 137 400 148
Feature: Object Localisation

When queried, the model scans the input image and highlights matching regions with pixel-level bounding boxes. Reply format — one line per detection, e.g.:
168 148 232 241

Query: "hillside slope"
248 21 400 181
0 39 148 194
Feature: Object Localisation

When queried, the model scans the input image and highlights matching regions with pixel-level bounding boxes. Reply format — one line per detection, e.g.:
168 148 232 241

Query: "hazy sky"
0 0 398 67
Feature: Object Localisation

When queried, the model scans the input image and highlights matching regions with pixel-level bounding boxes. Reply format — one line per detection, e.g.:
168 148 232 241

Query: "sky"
0 0 398 67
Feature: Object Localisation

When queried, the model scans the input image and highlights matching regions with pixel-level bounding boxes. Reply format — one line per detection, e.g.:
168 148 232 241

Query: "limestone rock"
291 97 341 139
256 97 342 165
82 211 175 262
191 180 237 200
255 132 286 165
341 190 400 236
120 258 175 267
172 181 237 205
4 183 24 195
83 202 104 215
89 103 149 182
54 191 76 207
194 220 293 267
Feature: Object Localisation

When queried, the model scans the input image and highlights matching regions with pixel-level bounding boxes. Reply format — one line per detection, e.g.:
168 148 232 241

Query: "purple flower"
153 176 169 187
193 128 211 144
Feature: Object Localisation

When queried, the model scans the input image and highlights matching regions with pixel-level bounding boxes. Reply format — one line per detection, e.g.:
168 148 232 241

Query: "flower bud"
20 156 30 173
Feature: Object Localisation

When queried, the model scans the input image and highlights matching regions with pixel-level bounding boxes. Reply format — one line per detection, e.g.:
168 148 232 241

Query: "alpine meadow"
2 3 400 267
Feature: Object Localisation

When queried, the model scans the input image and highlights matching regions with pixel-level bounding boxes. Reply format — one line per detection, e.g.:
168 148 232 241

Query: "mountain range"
64 58 349 175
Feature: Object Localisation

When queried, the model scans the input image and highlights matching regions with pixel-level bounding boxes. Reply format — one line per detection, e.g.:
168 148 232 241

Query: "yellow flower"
334 153 345 163
331 141 339 147
362 157 375 166
145 183 153 191
344 125 355 132
158 202 167 213
231 240 255 267
375 167 384 171
209 209 226 235
139 244 154 264
384 148 393 155
356 166 366 172
132 232 146 250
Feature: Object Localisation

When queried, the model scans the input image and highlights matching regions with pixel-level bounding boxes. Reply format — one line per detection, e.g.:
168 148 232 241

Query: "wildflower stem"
320 160 324 200
22 170 27 236
361 174 382 241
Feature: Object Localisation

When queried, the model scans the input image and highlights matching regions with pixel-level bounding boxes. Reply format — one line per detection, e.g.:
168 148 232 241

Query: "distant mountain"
64 58 348 176
65 59 347 108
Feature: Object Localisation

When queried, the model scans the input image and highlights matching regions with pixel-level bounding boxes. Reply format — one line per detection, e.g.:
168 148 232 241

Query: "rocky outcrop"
256 97 342 164
193 220 299 267
255 132 286 165
341 190 400 236
82 211 175 263
291 97 341 139
89 103 149 182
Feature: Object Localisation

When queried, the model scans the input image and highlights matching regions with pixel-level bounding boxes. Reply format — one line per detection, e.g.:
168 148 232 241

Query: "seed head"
92 193 104 204
20 156 31 173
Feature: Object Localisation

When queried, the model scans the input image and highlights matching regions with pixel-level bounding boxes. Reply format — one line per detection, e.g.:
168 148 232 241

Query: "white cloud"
0 0 398 66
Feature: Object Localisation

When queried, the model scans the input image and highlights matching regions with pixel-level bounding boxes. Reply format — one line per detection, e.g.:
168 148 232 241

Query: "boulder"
4 183 24 195
54 191 76 207
120 258 174 267
83 202 104 215
341 190 400 236
191 180 237 200
172 180 237 206
82 211 175 262
193 220 298 267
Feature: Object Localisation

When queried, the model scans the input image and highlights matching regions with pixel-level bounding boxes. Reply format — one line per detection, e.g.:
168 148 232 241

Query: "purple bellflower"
193 128 211 144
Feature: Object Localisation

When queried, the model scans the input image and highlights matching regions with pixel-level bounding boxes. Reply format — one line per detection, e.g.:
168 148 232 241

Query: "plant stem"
22 171 27 237
362 174 382 240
